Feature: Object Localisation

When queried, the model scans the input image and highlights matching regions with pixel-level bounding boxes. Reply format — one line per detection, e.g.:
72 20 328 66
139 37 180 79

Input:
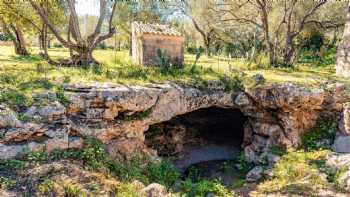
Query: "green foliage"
38 179 55 194
56 86 70 105
107 157 148 183
298 47 336 67
181 179 231 197
301 118 337 151
145 159 180 187
0 159 25 171
270 145 287 156
0 89 31 109
63 184 84 197
112 182 139 197
256 150 330 195
77 138 107 170
0 177 16 189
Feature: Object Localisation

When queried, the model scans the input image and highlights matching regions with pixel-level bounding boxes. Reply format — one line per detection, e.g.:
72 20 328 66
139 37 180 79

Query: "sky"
75 0 100 16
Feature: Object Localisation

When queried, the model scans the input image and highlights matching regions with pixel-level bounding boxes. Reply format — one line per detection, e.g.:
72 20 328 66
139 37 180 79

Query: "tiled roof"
132 21 182 36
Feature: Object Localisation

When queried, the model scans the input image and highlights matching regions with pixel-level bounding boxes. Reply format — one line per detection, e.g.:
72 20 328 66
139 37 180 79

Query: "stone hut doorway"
145 107 247 171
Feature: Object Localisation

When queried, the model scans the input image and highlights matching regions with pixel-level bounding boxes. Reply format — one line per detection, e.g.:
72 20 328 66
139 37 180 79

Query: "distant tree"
114 0 164 55
29 0 117 66
176 0 220 57
213 0 345 66
0 0 35 55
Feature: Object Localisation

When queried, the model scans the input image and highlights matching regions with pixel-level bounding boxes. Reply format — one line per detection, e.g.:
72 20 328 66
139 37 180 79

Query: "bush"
181 179 231 197
146 159 180 187
301 118 337 151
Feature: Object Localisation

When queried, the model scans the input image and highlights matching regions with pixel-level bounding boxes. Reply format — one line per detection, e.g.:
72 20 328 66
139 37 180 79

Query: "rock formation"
0 82 349 163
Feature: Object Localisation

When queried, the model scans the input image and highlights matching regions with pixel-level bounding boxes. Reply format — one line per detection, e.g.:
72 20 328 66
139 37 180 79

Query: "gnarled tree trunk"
5 24 29 56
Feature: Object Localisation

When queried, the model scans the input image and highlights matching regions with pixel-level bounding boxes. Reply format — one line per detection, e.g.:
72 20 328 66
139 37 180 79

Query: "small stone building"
132 22 185 66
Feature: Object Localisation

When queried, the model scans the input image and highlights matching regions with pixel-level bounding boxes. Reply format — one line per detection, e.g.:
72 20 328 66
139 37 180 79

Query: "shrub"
181 179 231 197
301 118 337 151
63 184 84 197
146 159 180 187
0 177 16 189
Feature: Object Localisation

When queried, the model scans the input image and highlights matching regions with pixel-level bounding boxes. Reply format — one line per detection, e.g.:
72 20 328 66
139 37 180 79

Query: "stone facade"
132 22 185 66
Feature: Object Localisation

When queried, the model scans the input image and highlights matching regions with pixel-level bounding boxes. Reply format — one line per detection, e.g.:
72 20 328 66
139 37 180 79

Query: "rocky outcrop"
0 82 348 163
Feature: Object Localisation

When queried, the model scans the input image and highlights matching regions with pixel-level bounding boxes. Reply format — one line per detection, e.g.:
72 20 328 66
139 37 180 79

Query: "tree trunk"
204 38 211 57
283 36 295 66
336 2 350 77
9 25 29 56
39 24 49 59
259 0 275 66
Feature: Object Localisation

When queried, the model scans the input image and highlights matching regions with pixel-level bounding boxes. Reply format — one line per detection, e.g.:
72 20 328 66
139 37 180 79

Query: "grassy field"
0 45 348 86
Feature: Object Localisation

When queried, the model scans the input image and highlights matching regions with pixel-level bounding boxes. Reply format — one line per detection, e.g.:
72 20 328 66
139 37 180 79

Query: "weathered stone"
235 92 251 106
246 166 264 182
68 137 84 149
326 153 350 170
24 101 66 123
140 183 168 197
339 103 350 134
3 123 45 143
0 105 21 128
107 138 151 160
333 135 350 153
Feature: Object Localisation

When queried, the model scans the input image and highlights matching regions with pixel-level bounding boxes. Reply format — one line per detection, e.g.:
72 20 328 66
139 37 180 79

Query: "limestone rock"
0 105 21 128
326 153 350 170
140 183 168 197
339 103 350 134
2 123 45 143
246 166 264 182
234 92 250 106
107 138 150 160
24 101 66 123
333 135 350 153
68 137 84 149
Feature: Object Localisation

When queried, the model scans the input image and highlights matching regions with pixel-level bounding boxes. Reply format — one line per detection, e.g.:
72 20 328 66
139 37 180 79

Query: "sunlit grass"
0 45 349 87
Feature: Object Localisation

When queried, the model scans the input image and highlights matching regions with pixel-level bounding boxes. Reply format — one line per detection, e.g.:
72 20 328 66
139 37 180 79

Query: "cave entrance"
145 107 247 176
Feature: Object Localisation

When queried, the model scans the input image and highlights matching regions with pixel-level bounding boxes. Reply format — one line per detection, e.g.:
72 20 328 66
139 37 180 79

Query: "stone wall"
132 30 185 66
0 82 349 163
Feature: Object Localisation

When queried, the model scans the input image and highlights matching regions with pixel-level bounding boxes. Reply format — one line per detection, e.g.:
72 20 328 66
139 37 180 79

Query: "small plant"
56 86 70 105
38 179 55 194
63 184 83 197
146 159 180 187
181 179 231 197
87 181 100 194
0 176 16 189
270 145 287 156
0 159 25 171
79 138 107 170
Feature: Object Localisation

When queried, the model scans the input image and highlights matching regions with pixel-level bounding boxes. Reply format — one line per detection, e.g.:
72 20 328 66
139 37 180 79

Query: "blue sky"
76 0 99 16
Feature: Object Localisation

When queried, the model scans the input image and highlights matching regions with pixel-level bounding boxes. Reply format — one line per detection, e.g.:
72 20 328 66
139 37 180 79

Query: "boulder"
333 135 350 153
246 166 264 182
0 105 21 128
140 183 168 197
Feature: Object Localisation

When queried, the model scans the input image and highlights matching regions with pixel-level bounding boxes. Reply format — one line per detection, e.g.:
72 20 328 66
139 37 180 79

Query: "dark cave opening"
145 107 247 173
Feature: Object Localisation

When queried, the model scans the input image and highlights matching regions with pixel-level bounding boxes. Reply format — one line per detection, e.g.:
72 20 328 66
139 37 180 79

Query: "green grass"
256 150 331 195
